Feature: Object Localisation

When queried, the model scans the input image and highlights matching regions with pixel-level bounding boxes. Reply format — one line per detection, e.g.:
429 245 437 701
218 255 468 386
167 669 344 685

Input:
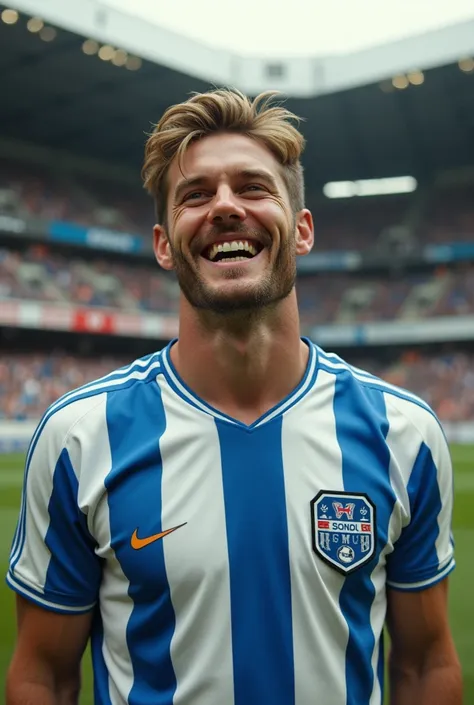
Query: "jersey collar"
160 337 319 430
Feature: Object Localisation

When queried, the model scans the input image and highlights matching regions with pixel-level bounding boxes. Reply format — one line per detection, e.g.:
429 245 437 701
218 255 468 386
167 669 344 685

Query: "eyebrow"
173 168 279 202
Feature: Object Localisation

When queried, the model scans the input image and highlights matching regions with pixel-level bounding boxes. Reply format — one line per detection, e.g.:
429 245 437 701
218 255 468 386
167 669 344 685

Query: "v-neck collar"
160 337 319 430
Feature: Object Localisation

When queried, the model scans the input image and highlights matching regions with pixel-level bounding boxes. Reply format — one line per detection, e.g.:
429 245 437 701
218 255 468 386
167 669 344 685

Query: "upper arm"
386 580 458 668
8 595 93 692
14 593 93 666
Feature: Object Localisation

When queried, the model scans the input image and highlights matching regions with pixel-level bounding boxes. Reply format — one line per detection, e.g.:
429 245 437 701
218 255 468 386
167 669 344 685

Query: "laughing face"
153 132 313 315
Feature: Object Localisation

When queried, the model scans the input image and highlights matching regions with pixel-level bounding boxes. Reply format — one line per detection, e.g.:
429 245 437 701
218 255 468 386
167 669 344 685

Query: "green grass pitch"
1 447 473 704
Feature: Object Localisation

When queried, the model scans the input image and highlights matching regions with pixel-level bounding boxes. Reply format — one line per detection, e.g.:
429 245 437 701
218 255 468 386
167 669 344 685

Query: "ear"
153 225 175 271
294 209 314 256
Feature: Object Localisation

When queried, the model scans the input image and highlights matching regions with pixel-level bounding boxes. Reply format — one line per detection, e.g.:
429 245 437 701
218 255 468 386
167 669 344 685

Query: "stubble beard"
168 227 297 316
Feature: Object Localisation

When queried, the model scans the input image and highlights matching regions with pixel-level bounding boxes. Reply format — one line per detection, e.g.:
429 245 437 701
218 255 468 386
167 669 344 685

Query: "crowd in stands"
1 350 473 422
0 244 180 314
0 160 152 234
0 353 125 421
368 350 474 423
2 244 474 326
1 160 474 251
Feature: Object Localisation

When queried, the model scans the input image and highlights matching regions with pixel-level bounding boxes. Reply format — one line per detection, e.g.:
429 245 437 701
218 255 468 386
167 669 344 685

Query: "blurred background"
0 0 473 702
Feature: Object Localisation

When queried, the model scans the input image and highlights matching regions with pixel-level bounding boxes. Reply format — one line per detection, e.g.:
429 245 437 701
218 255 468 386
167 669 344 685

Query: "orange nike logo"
130 523 187 550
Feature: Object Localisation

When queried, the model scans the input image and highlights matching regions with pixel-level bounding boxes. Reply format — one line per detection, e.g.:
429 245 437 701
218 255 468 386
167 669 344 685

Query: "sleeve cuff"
386 557 455 592
6 571 96 614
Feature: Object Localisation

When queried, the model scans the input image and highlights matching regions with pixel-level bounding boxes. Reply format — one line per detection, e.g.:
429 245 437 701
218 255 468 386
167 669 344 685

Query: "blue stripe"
387 443 443 585
317 358 434 417
90 609 113 705
333 375 395 705
10 358 162 574
216 419 294 705
105 382 177 705
43 449 101 606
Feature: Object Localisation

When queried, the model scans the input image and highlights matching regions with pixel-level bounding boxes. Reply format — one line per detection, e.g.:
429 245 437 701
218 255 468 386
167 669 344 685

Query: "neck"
170 290 309 423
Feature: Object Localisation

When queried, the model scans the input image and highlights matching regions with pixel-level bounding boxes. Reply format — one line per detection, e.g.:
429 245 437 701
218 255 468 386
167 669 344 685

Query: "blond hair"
142 88 306 224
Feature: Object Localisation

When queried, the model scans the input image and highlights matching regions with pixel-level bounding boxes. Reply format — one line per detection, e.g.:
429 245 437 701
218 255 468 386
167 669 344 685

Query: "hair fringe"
142 87 306 222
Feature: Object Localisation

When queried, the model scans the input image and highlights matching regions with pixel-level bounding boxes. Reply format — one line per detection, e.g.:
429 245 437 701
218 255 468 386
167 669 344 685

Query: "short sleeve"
7 410 101 613
386 414 455 592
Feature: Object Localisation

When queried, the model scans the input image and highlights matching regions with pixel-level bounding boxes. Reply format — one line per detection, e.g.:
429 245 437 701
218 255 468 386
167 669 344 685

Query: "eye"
243 184 264 192
183 191 206 202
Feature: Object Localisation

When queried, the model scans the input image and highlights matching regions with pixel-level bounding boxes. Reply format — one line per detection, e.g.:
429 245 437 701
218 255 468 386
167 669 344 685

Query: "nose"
206 185 246 225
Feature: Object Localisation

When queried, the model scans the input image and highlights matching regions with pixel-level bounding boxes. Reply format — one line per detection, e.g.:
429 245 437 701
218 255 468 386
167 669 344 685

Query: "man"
6 89 462 705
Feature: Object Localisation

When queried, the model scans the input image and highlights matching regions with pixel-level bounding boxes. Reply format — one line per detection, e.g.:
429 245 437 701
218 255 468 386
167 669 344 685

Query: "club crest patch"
310 491 376 575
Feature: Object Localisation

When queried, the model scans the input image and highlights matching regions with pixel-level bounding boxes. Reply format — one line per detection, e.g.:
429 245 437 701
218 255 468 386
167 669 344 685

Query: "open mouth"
202 239 264 263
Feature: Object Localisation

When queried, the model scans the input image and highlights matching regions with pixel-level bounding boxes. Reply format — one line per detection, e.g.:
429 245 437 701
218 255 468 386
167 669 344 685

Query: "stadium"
0 0 473 702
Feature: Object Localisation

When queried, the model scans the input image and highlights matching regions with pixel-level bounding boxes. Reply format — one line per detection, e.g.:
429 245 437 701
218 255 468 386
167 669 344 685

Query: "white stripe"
281 369 348 705
158 378 235 705
6 573 95 613
10 359 162 565
365 397 425 705
256 342 317 426
317 349 379 379
10 395 105 577
162 348 238 424
69 396 135 705
387 558 455 590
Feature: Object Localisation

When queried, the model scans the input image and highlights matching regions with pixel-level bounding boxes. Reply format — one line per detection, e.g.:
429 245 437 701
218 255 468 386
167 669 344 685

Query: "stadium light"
39 26 56 41
323 176 418 199
458 57 474 73
1 8 19 24
125 56 142 71
112 49 128 67
98 44 115 61
82 39 99 55
26 17 44 33
408 70 424 86
392 75 409 90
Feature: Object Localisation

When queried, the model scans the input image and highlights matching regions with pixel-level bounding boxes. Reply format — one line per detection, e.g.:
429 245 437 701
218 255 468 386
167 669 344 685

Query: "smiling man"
6 89 462 705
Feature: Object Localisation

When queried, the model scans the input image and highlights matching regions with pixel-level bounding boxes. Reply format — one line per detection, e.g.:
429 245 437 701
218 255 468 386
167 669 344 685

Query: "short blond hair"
142 88 306 224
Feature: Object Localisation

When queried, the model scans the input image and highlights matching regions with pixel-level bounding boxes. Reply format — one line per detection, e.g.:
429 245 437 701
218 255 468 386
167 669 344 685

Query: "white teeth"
207 240 259 261
219 256 248 262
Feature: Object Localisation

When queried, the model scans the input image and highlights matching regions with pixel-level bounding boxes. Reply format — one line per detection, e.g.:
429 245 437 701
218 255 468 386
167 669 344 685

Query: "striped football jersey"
7 339 455 705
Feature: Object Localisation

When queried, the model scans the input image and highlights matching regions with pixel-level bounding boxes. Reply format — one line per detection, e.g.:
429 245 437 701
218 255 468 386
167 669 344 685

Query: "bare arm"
6 595 93 705
386 579 462 705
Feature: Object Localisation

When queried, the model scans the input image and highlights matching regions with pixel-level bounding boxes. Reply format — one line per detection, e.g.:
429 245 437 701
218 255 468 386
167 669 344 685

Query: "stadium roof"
1 0 474 189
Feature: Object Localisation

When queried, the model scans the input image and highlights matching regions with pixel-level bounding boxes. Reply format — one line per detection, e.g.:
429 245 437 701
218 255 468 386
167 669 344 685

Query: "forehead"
167 132 284 192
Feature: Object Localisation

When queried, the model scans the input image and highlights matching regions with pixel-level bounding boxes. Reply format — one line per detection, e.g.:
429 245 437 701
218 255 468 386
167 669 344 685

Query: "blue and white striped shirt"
7 339 455 705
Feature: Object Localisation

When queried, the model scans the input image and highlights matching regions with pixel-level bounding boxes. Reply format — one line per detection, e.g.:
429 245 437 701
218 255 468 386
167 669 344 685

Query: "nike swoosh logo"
131 523 187 550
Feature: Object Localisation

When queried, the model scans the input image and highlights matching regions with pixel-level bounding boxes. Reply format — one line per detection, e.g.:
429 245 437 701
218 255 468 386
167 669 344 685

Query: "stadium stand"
2 242 474 324
2 348 473 422
1 164 474 249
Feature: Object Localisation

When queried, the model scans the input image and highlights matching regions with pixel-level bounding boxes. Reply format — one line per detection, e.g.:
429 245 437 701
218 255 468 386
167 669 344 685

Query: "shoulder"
313 342 446 451
29 350 165 457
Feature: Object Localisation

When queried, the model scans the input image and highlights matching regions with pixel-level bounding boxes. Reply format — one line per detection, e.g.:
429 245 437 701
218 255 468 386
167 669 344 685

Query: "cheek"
251 201 287 231
172 208 208 246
